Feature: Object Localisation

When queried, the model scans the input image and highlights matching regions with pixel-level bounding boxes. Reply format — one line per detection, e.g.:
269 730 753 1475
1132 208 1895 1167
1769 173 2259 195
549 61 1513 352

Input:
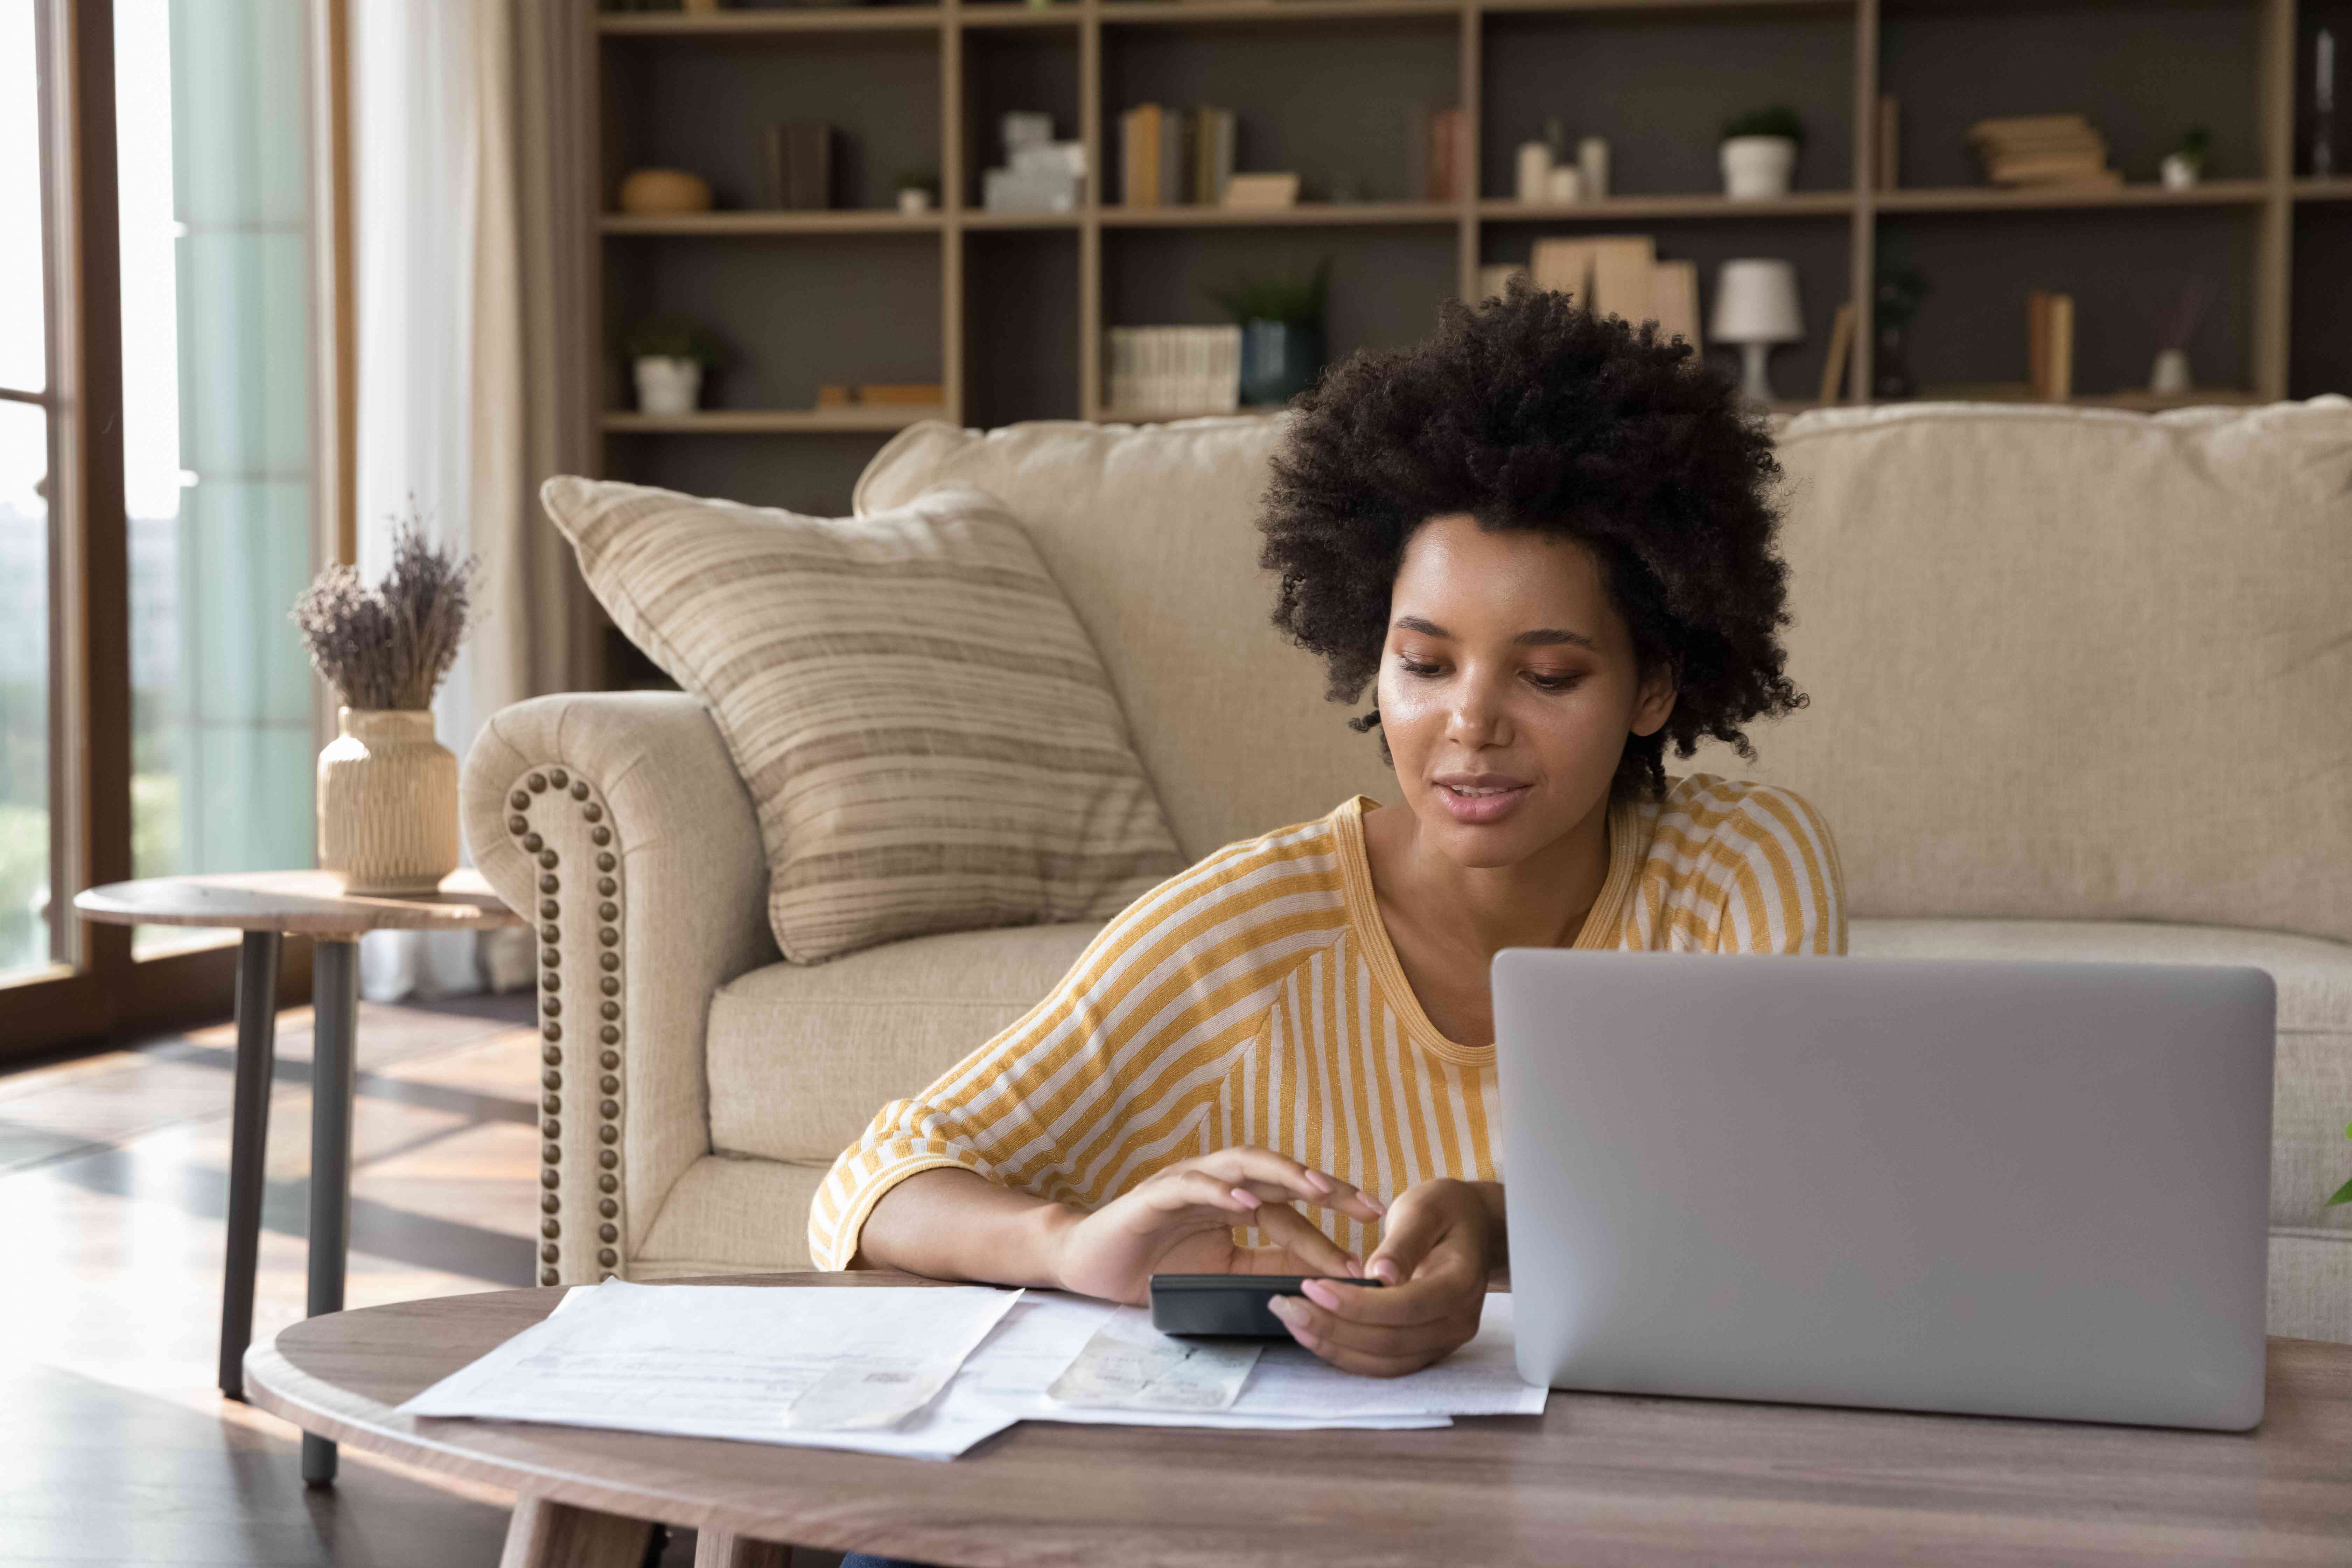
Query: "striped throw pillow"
540 477 1188 963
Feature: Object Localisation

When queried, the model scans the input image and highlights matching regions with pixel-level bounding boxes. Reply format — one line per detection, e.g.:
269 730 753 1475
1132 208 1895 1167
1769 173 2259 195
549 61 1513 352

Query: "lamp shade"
1710 259 1803 345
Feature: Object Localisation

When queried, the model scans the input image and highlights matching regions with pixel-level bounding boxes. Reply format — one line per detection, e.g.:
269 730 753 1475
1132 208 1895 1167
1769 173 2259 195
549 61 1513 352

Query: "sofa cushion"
706 920 1107 1164
854 416 1392 861
1690 399 2352 945
1852 918 2352 1231
540 475 1185 963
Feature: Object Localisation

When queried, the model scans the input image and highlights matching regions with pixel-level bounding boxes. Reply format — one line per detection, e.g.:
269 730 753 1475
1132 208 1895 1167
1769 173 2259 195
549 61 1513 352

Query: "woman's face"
1376 513 1675 870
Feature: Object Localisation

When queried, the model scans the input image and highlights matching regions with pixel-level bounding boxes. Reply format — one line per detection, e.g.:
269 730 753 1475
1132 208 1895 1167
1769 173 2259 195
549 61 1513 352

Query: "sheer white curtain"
353 0 529 999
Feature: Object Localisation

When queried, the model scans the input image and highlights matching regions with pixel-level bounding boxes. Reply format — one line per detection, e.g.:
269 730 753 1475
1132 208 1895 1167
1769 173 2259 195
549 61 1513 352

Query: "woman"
810 278 1843 1394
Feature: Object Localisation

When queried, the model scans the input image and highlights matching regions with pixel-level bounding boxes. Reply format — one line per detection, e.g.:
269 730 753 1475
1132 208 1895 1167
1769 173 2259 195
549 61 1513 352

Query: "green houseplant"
1205 257 1332 407
622 317 723 417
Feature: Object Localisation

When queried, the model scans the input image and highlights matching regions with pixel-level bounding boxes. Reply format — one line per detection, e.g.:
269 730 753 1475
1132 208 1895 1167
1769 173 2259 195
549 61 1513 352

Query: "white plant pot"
898 187 933 215
2150 348 2193 396
317 707 459 896
2160 154 2201 190
634 356 702 416
1721 136 1798 200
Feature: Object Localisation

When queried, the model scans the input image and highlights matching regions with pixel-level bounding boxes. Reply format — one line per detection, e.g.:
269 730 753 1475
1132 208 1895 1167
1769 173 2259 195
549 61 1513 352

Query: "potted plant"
896 167 940 216
291 518 475 894
1721 105 1805 200
2161 126 2211 190
1205 257 1332 407
622 318 723 417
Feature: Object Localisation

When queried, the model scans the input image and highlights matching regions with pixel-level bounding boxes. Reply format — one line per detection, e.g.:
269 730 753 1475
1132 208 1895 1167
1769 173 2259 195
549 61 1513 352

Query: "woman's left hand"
1266 1176 1497 1377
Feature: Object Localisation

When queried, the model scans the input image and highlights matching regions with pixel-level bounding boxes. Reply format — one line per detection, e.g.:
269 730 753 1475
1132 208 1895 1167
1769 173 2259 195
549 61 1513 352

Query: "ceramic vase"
1239 319 1325 407
1721 135 1797 199
317 707 459 896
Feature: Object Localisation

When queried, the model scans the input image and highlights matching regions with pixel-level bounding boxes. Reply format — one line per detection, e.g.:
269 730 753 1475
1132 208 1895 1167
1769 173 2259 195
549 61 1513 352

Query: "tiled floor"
0 987 707 1566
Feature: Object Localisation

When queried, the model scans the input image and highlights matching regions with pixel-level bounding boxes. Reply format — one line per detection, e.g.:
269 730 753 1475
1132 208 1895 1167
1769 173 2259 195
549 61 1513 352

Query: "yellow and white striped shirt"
810 774 1846 1268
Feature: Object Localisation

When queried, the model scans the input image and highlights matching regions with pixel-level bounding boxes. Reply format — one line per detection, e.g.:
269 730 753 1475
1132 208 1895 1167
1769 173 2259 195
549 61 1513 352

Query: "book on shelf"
1968 114 2117 187
1119 104 1236 206
764 121 835 210
1876 95 1900 190
1222 172 1299 209
816 383 945 408
1410 105 1466 202
1106 325 1242 415
1530 236 1700 349
2026 291 2074 401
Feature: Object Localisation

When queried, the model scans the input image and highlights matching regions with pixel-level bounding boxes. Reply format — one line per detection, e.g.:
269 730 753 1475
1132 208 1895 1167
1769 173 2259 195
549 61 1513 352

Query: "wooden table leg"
302 937 359 1487
219 930 281 1401
694 1529 792 1568
499 1496 656 1568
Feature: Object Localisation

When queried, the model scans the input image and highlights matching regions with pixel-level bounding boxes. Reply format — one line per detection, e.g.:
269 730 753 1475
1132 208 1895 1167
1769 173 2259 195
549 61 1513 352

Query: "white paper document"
399 1282 1543 1460
400 1281 1026 1459
1046 1309 1261 1411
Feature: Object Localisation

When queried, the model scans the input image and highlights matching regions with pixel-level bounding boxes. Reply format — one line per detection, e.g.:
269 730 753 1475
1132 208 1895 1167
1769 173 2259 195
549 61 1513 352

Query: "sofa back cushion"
856 417 1392 860
862 399 2352 941
1685 398 2352 943
542 475 1186 963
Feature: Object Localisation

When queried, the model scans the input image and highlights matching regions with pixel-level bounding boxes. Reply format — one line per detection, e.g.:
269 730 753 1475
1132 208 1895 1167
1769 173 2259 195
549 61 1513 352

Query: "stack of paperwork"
400 1282 1546 1460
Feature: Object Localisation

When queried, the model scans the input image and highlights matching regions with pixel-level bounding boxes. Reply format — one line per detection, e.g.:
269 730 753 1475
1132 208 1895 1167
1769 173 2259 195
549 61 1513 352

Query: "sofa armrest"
462 691 775 1284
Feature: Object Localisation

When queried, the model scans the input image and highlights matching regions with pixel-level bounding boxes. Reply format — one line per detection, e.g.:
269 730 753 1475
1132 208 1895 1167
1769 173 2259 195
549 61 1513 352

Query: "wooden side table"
72 870 523 1484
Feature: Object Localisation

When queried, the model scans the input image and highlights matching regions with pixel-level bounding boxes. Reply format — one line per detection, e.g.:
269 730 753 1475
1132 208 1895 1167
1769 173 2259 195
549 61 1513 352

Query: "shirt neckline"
1330 792 1646 1066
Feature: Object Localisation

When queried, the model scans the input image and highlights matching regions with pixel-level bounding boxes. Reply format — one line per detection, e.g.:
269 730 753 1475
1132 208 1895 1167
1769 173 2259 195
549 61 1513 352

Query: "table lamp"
1710 259 1804 404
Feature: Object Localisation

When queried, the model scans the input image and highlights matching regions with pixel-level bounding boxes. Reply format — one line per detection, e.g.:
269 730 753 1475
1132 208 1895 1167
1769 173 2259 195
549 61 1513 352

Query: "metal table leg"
219 930 282 1401
302 937 359 1487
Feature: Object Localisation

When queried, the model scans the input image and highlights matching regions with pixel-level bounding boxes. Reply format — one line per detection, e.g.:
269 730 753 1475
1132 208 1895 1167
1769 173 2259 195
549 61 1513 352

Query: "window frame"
4 0 341 1058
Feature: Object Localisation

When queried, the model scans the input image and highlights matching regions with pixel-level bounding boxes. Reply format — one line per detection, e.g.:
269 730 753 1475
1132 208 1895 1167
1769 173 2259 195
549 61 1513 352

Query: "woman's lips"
1433 778 1531 825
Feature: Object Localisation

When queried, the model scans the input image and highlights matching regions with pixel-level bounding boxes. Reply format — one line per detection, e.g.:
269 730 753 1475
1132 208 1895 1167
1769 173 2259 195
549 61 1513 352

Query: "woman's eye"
1396 656 1442 677
1526 672 1584 692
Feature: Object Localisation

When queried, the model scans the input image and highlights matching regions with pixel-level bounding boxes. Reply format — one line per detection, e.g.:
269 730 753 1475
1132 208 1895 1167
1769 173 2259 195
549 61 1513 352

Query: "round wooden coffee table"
244 1272 2352 1567
74 869 522 1484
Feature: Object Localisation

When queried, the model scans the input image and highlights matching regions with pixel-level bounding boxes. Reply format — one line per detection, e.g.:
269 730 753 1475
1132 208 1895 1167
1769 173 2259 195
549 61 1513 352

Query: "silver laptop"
1492 951 2274 1431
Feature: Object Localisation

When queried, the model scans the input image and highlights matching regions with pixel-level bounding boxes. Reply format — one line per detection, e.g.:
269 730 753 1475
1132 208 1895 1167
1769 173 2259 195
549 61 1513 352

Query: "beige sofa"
463 400 2352 1344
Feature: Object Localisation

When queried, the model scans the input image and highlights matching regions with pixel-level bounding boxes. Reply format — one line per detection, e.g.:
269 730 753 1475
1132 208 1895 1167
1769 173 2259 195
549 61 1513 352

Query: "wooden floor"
0 988 717 1567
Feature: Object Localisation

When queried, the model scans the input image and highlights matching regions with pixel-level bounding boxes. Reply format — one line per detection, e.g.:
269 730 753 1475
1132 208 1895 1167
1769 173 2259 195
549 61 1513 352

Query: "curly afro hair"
1256 275 1805 803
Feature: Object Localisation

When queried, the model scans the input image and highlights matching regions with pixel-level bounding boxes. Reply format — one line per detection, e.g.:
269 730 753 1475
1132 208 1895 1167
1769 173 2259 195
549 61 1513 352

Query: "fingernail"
1360 1192 1386 1215
1373 1259 1401 1284
1304 1171 1333 1194
1301 1279 1341 1310
1267 1296 1300 1323
1347 1257 1367 1277
1229 1186 1261 1209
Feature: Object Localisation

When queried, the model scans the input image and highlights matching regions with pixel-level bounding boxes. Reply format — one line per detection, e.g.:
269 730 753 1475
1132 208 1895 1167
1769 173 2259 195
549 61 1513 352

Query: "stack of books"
1119 105 1237 206
1417 106 1467 202
1968 115 2119 188
1526 235 1702 348
764 122 834 210
1105 326 1242 415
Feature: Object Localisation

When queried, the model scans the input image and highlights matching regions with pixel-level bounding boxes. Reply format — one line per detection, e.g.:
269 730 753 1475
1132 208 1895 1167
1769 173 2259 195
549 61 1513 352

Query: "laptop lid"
1492 952 2274 1431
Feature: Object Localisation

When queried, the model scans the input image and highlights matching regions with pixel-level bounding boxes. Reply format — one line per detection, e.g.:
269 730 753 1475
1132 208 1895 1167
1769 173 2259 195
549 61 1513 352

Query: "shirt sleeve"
806 826 1346 1270
1696 783 1849 955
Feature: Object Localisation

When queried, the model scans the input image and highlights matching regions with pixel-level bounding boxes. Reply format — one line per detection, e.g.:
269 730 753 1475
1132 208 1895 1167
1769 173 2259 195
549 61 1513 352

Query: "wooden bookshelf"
576 0 2347 525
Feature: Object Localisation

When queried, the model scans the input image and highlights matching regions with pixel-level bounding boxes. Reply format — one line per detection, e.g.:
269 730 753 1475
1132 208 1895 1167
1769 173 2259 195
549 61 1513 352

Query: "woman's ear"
1629 664 1678 740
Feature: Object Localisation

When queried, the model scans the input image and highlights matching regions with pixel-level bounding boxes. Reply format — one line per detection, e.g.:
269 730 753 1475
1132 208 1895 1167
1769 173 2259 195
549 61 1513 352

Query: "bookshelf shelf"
1874 180 2272 214
601 408 947 435
1477 191 1857 219
1099 0 1460 25
574 0 2343 604
598 7 947 35
601 211 947 236
1102 200 1463 227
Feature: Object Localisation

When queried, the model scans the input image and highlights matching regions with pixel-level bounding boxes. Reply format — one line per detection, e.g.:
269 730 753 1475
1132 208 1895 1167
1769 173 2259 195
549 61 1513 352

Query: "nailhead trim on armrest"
506 765 628 1285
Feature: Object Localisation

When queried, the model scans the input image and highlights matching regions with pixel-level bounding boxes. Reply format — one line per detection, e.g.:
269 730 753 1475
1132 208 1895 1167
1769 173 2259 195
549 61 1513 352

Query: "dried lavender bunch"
292 516 477 711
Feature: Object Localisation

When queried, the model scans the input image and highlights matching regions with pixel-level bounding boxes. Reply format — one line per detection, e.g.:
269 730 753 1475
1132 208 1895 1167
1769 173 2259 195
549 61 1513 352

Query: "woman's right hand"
1045 1147 1386 1306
